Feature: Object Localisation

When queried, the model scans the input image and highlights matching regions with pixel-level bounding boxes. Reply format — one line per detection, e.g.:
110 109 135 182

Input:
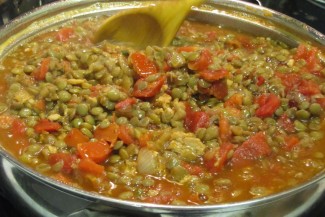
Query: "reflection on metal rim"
308 0 325 9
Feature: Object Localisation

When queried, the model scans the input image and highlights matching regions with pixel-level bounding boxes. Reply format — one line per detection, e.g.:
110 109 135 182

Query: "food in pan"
0 16 324 205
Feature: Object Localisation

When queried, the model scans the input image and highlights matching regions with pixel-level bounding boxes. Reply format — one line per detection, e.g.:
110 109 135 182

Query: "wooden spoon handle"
152 0 205 46
94 0 205 47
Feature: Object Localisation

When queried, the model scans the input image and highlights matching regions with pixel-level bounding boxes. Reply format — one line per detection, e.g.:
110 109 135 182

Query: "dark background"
0 0 325 216
1 0 324 33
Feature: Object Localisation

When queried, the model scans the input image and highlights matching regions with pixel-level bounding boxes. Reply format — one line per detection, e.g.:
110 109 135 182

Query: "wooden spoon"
93 0 205 48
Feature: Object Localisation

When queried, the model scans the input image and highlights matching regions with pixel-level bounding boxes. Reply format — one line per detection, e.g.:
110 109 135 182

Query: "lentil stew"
0 16 325 205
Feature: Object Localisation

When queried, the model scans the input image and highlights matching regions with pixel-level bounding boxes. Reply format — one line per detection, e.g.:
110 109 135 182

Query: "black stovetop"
0 0 325 217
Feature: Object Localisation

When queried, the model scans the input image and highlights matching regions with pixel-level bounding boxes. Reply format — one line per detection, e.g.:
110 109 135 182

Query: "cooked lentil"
0 17 324 205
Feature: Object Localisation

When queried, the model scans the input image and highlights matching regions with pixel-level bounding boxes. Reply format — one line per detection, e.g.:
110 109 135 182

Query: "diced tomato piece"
11 118 27 138
298 79 320 96
198 79 228 100
118 125 136 145
77 141 112 163
90 84 103 97
204 143 234 173
185 111 209 132
276 72 301 93
305 47 319 71
56 27 74 42
199 69 229 82
209 79 228 100
34 119 61 133
176 46 197 53
64 128 89 147
34 99 46 111
205 31 217 42
130 52 158 77
78 158 105 176
232 132 271 166
295 44 308 60
93 123 119 144
182 162 203 175
294 44 320 71
219 115 231 143
162 60 172 72
115 98 137 111
2 117 29 152
255 94 268 106
237 35 254 49
184 103 209 132
188 49 212 71
277 72 321 96
277 114 295 133
133 75 166 98
224 93 243 109
33 57 51 81
225 35 254 50
255 93 281 118
256 75 265 86
138 132 151 147
48 153 76 174
283 135 300 151
143 182 176 204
